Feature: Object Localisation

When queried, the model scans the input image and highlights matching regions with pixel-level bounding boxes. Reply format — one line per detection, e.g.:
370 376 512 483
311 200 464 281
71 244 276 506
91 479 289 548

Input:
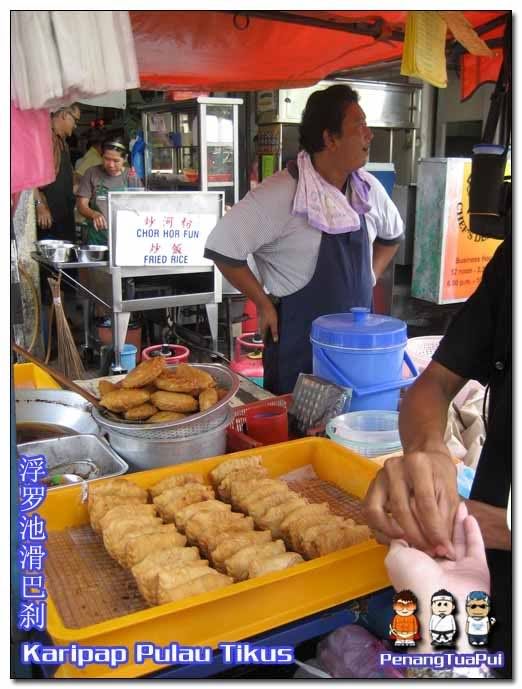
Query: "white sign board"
114 210 215 267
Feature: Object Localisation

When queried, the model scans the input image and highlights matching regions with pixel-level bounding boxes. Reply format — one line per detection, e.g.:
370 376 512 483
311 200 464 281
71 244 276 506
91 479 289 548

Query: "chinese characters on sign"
17 454 48 632
114 211 217 267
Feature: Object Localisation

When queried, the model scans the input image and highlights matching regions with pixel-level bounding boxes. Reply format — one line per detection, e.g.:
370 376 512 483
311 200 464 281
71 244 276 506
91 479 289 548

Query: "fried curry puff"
95 363 226 423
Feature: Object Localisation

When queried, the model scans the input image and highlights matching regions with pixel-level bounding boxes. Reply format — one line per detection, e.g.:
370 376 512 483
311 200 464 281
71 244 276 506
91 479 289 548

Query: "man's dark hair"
393 589 417 606
299 84 359 155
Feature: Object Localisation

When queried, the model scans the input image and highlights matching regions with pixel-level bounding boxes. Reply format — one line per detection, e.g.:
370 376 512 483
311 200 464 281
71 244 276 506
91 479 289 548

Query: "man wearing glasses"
34 103 81 244
465 592 496 647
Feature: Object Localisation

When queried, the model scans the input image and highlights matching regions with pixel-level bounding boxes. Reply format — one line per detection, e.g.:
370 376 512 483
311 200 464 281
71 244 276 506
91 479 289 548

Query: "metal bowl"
74 245 108 263
35 240 74 263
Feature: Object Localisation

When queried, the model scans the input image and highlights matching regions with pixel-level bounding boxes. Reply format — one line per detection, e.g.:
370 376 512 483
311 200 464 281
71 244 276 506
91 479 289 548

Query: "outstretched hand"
385 501 490 605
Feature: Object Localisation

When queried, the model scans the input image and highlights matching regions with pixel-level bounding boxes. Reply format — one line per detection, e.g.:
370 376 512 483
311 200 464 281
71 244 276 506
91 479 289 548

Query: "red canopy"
130 10 507 95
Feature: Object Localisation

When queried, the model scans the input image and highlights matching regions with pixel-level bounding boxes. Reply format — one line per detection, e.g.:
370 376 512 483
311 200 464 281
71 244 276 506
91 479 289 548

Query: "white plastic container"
406 335 442 374
326 410 402 458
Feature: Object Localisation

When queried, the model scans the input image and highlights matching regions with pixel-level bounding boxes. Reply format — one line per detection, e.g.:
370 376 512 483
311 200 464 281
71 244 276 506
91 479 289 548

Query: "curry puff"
123 403 158 421
300 522 371 559
224 540 286 581
98 379 122 397
198 387 218 412
102 516 163 562
248 552 304 579
173 499 231 533
131 547 202 604
147 411 187 423
238 481 292 514
120 356 166 389
210 530 273 571
87 478 148 510
185 513 254 553
99 388 151 412
153 483 215 522
124 526 187 569
284 514 346 552
150 391 199 413
209 455 263 487
149 472 205 498
228 478 278 509
255 497 309 537
89 496 150 533
157 571 232 605
216 466 269 501
97 503 158 534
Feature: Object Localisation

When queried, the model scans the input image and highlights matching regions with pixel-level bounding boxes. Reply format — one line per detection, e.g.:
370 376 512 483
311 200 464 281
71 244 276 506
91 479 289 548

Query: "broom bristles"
47 276 86 381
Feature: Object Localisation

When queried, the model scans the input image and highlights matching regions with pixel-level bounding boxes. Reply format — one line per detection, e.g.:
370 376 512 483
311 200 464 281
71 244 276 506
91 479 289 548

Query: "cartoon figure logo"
465 591 495 647
429 589 457 648
389 590 420 647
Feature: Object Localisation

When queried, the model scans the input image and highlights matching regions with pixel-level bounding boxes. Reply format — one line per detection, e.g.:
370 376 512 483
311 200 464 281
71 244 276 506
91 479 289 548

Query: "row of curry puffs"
87 478 232 606
150 473 304 581
208 455 371 559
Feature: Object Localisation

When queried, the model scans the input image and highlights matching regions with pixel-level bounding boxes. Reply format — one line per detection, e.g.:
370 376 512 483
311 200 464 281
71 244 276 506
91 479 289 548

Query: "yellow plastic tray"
13 362 61 390
39 437 389 678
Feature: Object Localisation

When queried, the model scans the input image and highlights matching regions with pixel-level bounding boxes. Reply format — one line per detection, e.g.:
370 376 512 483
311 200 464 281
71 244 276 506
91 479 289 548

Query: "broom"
46 274 86 380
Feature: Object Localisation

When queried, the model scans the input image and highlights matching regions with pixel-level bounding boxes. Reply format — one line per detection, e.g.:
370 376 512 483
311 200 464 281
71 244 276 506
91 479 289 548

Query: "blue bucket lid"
311 307 407 349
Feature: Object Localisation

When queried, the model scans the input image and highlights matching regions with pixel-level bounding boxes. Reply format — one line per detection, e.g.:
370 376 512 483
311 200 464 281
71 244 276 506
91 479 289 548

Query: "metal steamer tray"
17 435 128 489
92 364 240 440
15 389 100 435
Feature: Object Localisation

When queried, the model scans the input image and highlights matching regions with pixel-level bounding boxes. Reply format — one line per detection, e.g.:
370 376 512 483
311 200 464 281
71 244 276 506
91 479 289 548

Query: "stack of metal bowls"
91 364 240 470
35 239 74 263
73 245 108 262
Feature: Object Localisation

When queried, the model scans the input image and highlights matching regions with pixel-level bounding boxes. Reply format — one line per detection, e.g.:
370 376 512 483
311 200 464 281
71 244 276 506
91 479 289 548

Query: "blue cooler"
311 307 417 411
365 163 396 198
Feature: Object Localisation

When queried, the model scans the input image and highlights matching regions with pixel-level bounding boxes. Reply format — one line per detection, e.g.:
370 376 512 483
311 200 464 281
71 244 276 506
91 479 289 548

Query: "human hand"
36 204 52 230
385 502 490 604
364 449 458 558
92 212 108 231
258 301 279 343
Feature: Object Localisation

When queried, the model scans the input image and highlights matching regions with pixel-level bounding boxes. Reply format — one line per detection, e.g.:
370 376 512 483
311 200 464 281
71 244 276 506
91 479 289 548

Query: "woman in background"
76 136 129 245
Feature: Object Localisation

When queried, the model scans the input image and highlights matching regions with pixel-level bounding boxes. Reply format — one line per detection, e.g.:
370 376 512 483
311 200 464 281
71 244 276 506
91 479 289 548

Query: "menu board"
114 210 215 267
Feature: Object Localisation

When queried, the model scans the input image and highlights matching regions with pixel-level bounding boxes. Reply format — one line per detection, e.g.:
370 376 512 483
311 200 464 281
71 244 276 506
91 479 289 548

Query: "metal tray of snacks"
17 434 128 488
40 437 388 679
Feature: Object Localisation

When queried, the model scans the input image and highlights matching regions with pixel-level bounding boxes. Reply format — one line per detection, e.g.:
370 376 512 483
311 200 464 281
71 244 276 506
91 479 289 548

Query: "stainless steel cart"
33 191 224 370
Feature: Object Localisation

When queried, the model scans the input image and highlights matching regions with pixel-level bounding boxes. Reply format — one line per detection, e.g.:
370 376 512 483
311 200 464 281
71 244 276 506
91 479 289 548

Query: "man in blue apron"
205 85 403 394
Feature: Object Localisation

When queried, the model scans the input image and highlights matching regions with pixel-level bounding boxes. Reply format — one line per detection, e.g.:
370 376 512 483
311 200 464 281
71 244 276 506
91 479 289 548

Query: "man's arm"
212 260 279 342
372 240 399 280
34 188 52 230
365 360 465 557
465 500 511 550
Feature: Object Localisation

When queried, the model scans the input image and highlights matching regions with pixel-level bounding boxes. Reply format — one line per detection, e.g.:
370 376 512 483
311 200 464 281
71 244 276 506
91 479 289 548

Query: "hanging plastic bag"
317 625 404 679
130 130 145 181
11 101 55 193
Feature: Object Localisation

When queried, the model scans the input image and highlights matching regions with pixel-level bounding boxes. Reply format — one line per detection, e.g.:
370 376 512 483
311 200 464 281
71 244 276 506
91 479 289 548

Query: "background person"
76 136 129 245
75 128 104 178
34 104 81 243
204 85 403 394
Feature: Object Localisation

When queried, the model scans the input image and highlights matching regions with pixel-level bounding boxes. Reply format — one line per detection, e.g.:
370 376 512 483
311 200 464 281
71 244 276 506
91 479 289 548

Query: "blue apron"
263 213 373 395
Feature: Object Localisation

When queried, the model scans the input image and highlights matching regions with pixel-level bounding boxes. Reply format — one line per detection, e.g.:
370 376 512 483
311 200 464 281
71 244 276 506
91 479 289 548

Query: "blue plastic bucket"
311 307 417 412
120 344 137 372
